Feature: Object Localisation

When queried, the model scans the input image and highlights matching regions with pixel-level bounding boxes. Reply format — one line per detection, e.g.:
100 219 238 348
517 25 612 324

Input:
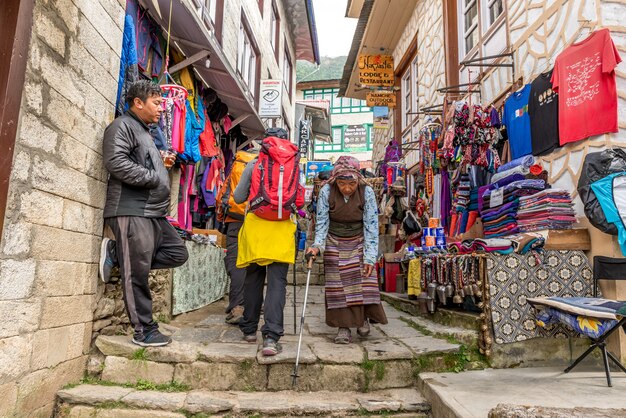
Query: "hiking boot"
334 327 352 344
357 320 370 337
243 333 257 343
99 238 117 283
226 305 244 325
262 337 282 356
132 330 172 347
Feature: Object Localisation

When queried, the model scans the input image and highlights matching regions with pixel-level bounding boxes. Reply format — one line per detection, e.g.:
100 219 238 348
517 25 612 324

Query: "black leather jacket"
102 111 170 218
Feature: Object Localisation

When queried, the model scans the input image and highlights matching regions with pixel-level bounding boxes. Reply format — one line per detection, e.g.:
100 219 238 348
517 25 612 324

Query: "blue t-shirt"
504 84 532 159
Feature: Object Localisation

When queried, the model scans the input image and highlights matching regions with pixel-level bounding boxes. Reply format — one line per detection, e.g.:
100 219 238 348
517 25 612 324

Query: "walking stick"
293 229 299 335
291 254 313 387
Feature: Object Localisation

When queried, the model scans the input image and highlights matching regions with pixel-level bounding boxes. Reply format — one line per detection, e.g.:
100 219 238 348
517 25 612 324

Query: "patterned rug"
486 250 593 344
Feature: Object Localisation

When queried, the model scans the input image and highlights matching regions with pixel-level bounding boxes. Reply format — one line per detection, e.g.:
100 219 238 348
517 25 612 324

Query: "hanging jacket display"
577 148 626 235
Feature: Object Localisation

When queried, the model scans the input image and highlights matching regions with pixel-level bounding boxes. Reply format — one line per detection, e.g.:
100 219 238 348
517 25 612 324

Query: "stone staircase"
54 286 484 417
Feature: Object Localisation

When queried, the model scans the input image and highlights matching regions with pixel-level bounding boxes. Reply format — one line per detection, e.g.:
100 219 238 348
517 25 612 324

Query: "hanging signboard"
259 80 282 117
358 55 394 87
298 119 311 157
344 124 368 150
305 160 333 185
373 106 390 130
366 91 396 108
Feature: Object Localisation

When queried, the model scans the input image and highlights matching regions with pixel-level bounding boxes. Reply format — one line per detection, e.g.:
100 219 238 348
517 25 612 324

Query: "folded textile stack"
509 232 545 254
447 238 513 254
480 179 546 237
516 189 576 232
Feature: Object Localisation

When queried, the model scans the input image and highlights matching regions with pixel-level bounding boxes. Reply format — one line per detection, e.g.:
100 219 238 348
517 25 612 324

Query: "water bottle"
298 231 307 251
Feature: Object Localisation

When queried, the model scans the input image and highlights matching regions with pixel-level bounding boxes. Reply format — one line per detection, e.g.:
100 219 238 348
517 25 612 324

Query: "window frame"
283 42 293 99
237 12 260 100
192 0 225 43
401 68 412 131
270 1 280 62
302 88 370 114
456 0 506 60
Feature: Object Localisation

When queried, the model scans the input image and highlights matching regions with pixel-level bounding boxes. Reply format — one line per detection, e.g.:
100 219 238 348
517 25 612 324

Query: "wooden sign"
358 55 394 87
366 91 396 108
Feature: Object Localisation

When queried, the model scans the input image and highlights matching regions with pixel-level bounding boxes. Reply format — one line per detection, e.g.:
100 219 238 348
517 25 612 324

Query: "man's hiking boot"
99 238 117 283
243 333 258 343
262 337 282 356
226 305 244 325
132 330 172 347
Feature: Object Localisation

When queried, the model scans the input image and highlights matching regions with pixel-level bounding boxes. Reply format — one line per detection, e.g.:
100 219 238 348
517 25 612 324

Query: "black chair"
563 256 626 386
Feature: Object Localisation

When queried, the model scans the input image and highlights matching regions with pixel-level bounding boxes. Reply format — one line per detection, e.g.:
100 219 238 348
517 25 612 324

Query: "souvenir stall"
385 27 623 358
114 0 258 314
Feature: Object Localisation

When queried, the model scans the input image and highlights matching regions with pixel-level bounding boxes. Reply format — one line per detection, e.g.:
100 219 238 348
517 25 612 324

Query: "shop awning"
141 0 266 137
338 0 418 100
295 101 332 143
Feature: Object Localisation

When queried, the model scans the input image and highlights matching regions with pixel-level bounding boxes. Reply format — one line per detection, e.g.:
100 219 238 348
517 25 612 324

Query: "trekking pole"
293 241 298 335
291 254 314 387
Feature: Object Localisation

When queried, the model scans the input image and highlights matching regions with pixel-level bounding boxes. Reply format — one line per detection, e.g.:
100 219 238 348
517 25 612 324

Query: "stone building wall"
0 0 305 415
0 0 125 416
372 0 446 166
223 0 298 130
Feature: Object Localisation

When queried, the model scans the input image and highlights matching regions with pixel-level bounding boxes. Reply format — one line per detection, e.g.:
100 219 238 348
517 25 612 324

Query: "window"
411 56 419 114
302 88 370 114
461 0 479 56
270 2 280 60
315 126 343 152
402 69 411 130
487 0 503 26
237 15 259 97
283 45 293 97
192 0 224 42
456 0 506 58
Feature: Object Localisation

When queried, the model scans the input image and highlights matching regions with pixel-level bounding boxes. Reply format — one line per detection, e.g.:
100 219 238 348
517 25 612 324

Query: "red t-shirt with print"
551 28 622 145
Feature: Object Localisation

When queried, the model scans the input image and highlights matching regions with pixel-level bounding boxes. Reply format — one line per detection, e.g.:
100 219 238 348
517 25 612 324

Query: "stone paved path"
57 286 474 416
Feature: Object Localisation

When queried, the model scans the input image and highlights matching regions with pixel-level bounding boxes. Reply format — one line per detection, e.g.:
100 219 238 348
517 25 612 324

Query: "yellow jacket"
236 212 296 267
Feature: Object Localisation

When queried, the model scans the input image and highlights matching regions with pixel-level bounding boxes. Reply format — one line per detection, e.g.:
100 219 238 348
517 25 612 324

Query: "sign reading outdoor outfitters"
298 120 311 157
366 91 396 108
358 55 394 87
259 80 282 117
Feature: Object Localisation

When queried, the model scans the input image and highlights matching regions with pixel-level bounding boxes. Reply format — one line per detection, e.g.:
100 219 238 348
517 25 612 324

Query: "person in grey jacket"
100 80 188 347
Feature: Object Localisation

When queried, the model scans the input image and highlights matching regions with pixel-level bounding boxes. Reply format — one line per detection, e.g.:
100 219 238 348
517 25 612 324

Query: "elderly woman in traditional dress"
306 156 387 344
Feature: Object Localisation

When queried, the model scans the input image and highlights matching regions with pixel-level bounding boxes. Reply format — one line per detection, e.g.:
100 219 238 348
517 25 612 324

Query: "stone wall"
0 0 125 416
92 270 172 338
372 0 447 166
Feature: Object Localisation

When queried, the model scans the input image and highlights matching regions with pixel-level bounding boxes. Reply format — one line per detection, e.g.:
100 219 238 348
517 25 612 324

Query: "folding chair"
528 256 626 387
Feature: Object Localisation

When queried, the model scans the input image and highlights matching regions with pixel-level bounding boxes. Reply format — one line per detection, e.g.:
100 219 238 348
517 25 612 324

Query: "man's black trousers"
106 216 188 338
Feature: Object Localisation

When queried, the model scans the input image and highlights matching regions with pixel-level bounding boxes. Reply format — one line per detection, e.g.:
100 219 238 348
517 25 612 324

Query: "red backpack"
249 136 304 221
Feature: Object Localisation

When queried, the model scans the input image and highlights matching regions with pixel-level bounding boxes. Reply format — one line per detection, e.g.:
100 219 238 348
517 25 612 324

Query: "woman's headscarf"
327 156 365 184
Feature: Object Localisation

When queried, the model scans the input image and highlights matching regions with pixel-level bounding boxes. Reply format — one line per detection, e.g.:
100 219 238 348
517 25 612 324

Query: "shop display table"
172 241 229 315
486 250 593 344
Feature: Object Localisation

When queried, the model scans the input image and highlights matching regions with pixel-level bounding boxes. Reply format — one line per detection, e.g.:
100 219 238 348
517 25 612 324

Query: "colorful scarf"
326 155 364 185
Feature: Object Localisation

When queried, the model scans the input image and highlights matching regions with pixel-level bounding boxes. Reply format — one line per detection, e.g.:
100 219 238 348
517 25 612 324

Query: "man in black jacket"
100 80 188 347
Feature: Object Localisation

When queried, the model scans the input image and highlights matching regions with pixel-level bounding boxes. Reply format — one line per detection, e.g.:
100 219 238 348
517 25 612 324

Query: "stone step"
381 292 481 331
399 314 479 347
56 384 430 417
94 330 460 392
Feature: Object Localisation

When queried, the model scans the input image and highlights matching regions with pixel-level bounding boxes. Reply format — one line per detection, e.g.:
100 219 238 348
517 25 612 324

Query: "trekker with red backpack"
233 127 304 356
